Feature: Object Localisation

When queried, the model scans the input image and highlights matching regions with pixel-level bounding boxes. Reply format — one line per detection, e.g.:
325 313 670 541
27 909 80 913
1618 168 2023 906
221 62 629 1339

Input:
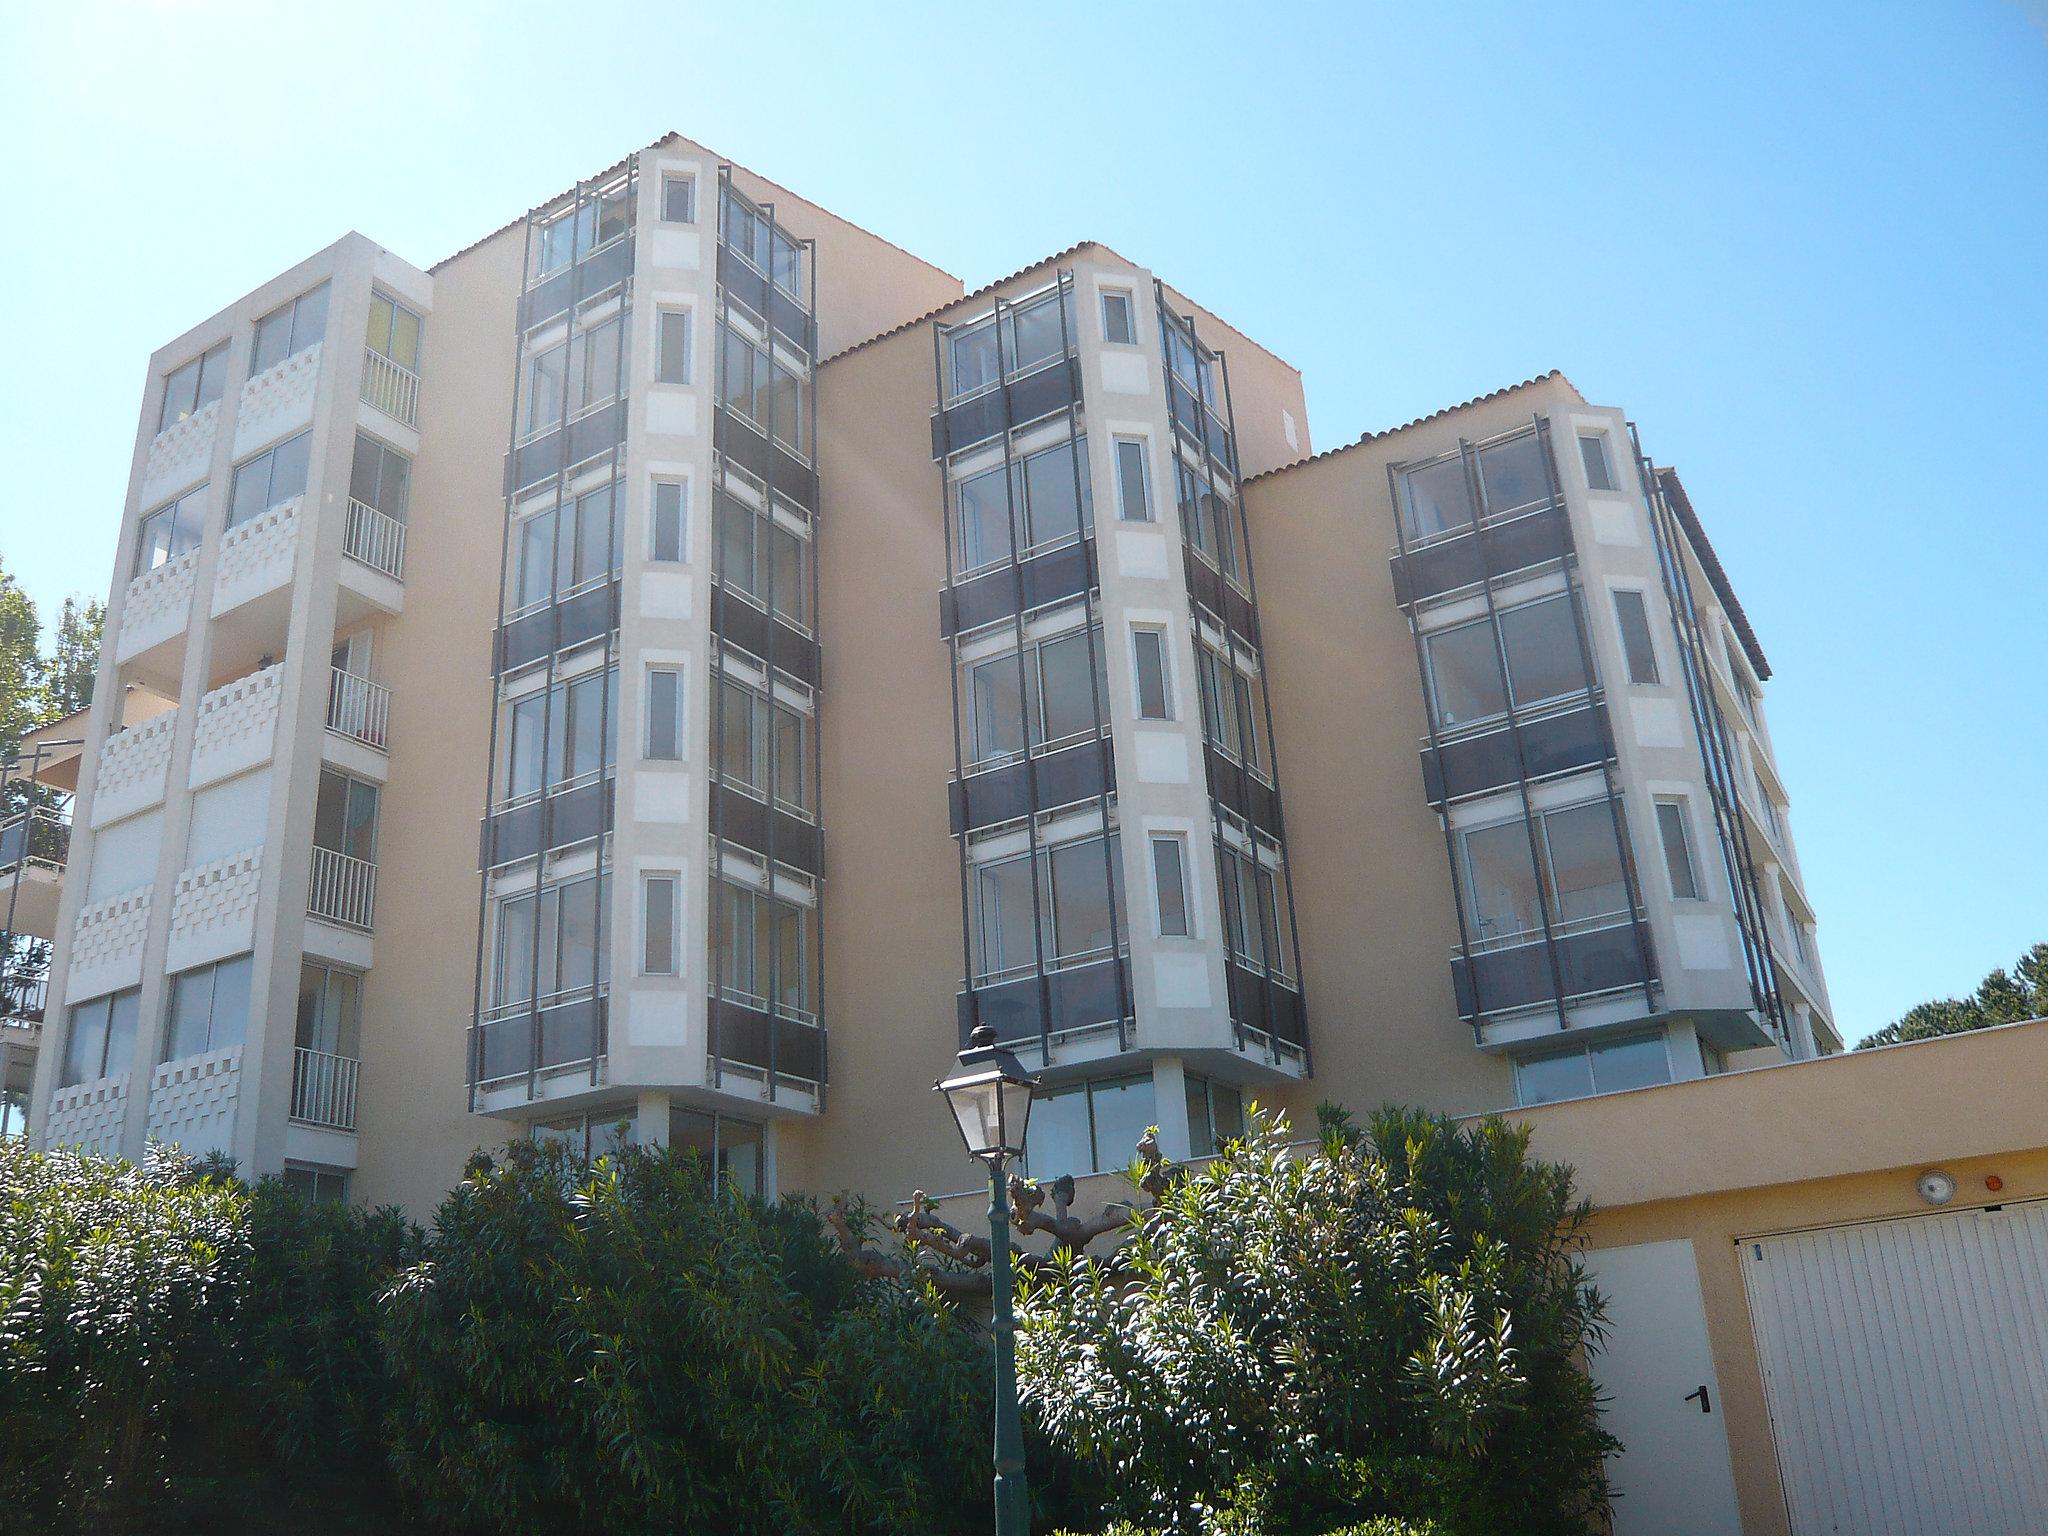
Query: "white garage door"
1743 1200 2048 1535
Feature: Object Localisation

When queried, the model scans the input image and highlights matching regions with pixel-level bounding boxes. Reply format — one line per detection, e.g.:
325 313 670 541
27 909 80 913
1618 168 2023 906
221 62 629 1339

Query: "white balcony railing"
309 847 376 931
362 348 419 427
344 499 407 582
290 1046 359 1131
325 669 391 752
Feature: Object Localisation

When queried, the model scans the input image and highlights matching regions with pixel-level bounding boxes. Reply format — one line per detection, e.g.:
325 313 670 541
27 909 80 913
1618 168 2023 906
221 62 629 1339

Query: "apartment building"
7 132 1832 1212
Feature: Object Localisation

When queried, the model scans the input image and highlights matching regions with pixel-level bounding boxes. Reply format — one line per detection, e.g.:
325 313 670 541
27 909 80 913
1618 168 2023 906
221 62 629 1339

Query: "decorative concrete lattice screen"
41 1076 128 1158
67 885 153 1000
211 501 300 617
165 846 264 974
232 341 321 458
115 551 197 664
138 398 220 510
147 1045 242 1162
92 709 178 827
189 666 281 788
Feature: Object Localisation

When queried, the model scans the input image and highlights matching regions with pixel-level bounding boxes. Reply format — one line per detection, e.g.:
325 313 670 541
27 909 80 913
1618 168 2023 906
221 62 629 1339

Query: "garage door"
1743 1200 2048 1535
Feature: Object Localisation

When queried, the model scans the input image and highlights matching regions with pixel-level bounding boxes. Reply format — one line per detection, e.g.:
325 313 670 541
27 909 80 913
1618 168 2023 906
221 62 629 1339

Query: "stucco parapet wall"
1513 1017 2048 1211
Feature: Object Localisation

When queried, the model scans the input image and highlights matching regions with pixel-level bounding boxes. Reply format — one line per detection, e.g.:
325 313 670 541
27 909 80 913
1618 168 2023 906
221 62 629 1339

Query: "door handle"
1683 1384 1712 1414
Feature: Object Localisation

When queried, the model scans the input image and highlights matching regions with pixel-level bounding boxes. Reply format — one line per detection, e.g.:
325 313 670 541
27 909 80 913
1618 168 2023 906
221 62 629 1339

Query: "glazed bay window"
134 485 207 574
158 341 228 432
1459 800 1633 948
1194 641 1269 775
1185 1074 1245 1158
717 322 809 458
1514 1030 1669 1107
227 430 311 529
946 285 1077 400
502 667 618 802
531 179 632 278
524 313 622 437
251 282 330 373
1177 464 1241 582
722 187 805 299
493 873 611 1011
972 831 1123 981
1399 455 1474 544
1612 589 1661 685
714 880 813 1017
60 988 139 1087
1114 437 1153 521
1164 315 1218 411
716 676 813 815
1420 592 1589 733
715 491 807 627
509 482 622 611
1023 1073 1153 1179
960 622 1106 766
1220 840 1294 980
1473 430 1552 517
163 953 254 1061
953 437 1093 573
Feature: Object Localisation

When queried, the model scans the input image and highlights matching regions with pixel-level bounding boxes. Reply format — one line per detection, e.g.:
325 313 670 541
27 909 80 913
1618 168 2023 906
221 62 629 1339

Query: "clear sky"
1 1 2042 1041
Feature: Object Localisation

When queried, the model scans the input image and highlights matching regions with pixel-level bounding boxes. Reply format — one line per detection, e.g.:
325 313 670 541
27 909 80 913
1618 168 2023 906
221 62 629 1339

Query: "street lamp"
937 1022 1038 1536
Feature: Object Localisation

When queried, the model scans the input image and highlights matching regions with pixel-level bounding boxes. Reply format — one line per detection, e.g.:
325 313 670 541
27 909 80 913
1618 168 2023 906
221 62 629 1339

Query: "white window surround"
1148 831 1192 939
1100 288 1138 346
1131 625 1174 721
653 304 695 387
659 172 697 224
1609 584 1663 687
1653 795 1703 902
635 650 690 762
641 871 681 976
649 478 688 564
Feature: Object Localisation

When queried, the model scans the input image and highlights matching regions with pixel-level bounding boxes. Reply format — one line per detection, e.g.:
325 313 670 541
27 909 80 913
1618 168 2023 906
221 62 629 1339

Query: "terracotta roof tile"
1243 371 1574 483
1655 467 1771 681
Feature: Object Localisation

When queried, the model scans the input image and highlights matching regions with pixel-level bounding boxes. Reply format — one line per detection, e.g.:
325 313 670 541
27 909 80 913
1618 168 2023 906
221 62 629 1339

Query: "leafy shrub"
1016 1105 1615 1536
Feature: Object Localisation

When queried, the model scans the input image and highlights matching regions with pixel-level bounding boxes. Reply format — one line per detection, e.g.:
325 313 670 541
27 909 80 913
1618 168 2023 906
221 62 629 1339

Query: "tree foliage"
1016 1105 1616 1536
1856 942 2048 1048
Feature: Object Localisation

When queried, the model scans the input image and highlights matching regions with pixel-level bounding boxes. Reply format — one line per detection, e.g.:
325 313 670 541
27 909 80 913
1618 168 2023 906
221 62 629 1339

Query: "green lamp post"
937 1022 1039 1536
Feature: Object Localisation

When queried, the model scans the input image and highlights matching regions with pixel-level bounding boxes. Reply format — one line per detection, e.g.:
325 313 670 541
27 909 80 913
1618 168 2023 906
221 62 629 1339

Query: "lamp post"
937 1022 1039 1536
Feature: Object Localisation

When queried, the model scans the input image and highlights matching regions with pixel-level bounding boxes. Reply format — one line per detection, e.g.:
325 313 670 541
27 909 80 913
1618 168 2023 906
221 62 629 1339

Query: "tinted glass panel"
1515 1047 1594 1106
1464 821 1543 943
1425 622 1507 728
1614 590 1660 685
1402 457 1474 542
1591 1033 1670 1093
1500 596 1585 707
1543 802 1629 924
1477 432 1550 514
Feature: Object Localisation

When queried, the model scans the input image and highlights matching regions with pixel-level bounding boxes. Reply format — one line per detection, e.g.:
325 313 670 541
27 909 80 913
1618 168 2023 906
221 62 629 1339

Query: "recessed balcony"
343 498 408 582
0 806 70 941
309 847 376 932
361 348 418 429
325 668 391 753
290 1045 360 1131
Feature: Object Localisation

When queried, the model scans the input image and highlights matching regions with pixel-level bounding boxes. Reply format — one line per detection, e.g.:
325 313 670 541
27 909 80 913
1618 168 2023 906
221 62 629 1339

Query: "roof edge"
1244 370 1576 483
1655 466 1771 681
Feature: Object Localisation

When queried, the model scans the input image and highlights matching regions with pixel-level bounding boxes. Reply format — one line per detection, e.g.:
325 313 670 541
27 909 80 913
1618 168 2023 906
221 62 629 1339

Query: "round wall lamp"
1915 1169 1957 1207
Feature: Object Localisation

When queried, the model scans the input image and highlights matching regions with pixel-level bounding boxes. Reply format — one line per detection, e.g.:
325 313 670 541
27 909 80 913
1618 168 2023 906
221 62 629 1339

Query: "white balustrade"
309 846 377 931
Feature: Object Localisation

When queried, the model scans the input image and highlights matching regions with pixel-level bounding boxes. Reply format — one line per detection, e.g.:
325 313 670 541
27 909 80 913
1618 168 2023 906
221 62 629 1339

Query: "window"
717 322 809 458
1579 432 1615 492
713 880 814 1016
349 433 411 522
163 954 254 1061
251 282 330 373
1655 799 1701 901
1421 593 1589 732
1514 1031 1669 1106
365 293 422 372
716 676 813 813
510 483 622 611
1612 589 1660 685
531 180 633 278
1114 437 1153 522
1219 841 1294 980
646 667 683 761
971 831 1123 979
945 286 1078 400
1459 800 1633 945
158 342 228 432
492 873 611 1009
283 1164 351 1204
1421 622 1506 728
1163 316 1218 409
1400 456 1476 543
656 309 691 385
721 187 805 300
643 874 679 976
523 315 623 436
228 430 312 528
953 436 1095 571
668 1107 765 1198
1151 835 1189 937
1475 431 1551 516
1178 468 1242 581
960 623 1107 766
1101 290 1136 346
61 989 139 1087
1194 642 1269 775
1132 628 1172 720
296 962 361 1058
1185 1074 1244 1158
314 770 380 863
134 486 208 575
1023 1073 1154 1179
715 491 808 626
650 481 686 562
502 667 619 803
661 173 696 224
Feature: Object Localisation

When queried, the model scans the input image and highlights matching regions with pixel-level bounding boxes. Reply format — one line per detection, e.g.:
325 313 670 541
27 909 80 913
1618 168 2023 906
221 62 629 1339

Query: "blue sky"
1 1 2042 1039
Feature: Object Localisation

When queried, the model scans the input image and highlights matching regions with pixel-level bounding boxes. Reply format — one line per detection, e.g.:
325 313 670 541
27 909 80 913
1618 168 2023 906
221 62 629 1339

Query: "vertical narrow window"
661 174 696 223
1132 628 1172 720
646 667 682 761
1655 799 1701 900
1151 835 1189 938
1114 437 1153 522
1101 290 1136 345
650 481 686 562
656 310 691 385
1613 589 1661 685
643 875 679 975
1579 432 1615 491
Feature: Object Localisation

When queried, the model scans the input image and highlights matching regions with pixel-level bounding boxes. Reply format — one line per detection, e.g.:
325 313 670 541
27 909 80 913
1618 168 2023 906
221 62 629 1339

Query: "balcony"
309 847 376 931
344 499 407 581
1 969 49 1025
0 807 70 942
1451 917 1656 1022
290 1046 360 1131
362 348 419 428
325 669 391 752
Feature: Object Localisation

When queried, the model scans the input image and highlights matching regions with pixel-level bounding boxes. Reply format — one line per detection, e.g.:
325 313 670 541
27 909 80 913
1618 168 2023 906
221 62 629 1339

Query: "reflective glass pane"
208 956 253 1051
389 306 421 371
769 522 804 625
1035 631 1098 745
1542 802 1630 924
1023 1084 1090 1180
1516 1047 1594 1106
252 308 291 373
648 670 680 760
718 1117 765 1197
195 346 227 410
1477 432 1550 514
1424 622 1507 728
496 897 535 1007
1088 1076 1155 1173
1463 821 1544 944
956 465 1012 571
166 968 214 1061
1115 439 1151 521
63 999 107 1086
968 656 1027 763
104 992 139 1078
1591 1034 1671 1094
1022 441 1088 547
1614 590 1660 685
1402 457 1474 542
1047 838 1116 960
717 494 756 596
949 323 999 398
974 856 1036 976
1656 801 1699 900
1133 630 1170 719
1499 596 1585 707
290 284 329 354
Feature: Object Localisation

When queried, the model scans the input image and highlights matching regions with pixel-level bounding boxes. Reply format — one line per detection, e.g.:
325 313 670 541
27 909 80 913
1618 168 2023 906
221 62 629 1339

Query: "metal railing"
0 971 48 1024
0 806 69 876
290 1046 360 1130
362 347 419 427
344 499 408 581
309 847 376 930
325 668 391 751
